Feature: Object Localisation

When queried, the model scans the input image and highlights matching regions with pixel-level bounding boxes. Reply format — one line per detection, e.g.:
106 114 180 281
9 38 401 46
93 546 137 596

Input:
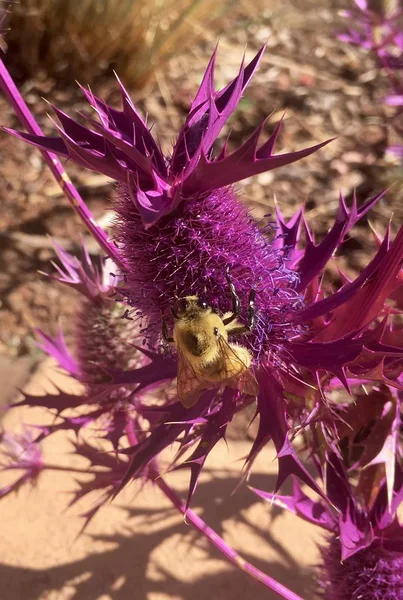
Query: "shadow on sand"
0 471 316 599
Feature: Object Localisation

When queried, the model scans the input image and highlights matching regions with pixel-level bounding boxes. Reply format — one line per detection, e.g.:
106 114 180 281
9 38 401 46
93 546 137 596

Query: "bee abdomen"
182 331 208 357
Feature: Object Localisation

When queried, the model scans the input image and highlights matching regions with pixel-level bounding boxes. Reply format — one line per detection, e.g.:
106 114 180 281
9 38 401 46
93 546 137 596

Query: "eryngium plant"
0 43 402 599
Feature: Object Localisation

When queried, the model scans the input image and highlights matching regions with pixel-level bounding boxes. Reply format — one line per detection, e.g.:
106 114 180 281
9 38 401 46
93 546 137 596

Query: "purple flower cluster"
339 0 403 160
0 38 402 600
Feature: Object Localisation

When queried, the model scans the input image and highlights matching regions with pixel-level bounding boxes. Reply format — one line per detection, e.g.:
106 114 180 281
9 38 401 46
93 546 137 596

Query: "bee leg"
224 268 257 333
223 266 241 326
247 288 256 330
162 315 174 343
225 287 256 334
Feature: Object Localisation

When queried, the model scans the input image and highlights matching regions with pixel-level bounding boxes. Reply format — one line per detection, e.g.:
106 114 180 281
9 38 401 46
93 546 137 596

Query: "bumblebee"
163 271 259 407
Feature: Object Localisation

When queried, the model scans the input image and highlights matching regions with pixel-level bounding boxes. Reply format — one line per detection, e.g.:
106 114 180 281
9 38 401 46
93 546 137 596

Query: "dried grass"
6 0 236 88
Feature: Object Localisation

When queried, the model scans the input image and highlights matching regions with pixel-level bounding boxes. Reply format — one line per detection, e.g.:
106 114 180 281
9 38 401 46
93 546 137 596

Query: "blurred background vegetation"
6 0 238 88
0 0 402 358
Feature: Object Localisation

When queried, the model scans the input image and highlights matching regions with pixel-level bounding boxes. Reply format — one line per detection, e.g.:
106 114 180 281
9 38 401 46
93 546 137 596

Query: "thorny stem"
0 56 127 272
125 422 302 600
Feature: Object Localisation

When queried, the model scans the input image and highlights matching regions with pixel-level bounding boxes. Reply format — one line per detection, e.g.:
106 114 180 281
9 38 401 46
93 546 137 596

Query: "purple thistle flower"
254 452 403 599
33 244 155 450
3 244 152 524
338 0 403 58
4 47 403 511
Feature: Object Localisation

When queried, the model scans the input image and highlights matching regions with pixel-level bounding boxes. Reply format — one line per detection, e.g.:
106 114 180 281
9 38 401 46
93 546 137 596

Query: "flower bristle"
116 184 302 357
320 535 403 600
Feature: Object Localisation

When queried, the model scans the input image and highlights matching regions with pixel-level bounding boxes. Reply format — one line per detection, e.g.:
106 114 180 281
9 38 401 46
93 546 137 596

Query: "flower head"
115 184 302 359
31 244 157 451
5 47 331 356
338 0 403 57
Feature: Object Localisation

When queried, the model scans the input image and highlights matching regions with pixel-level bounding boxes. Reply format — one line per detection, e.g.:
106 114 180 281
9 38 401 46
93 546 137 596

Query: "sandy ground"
0 360 322 600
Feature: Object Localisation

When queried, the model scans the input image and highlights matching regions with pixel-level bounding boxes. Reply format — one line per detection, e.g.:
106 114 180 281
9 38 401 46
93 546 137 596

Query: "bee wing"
216 337 259 397
235 368 259 397
215 336 250 379
176 347 210 408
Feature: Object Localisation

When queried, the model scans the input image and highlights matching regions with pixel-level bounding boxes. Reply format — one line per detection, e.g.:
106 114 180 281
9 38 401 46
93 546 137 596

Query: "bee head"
171 296 209 319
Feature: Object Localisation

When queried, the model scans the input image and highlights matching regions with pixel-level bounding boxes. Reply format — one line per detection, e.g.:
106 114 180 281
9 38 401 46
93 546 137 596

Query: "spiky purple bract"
5 46 330 228
0 427 44 497
255 453 403 598
320 535 403 600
